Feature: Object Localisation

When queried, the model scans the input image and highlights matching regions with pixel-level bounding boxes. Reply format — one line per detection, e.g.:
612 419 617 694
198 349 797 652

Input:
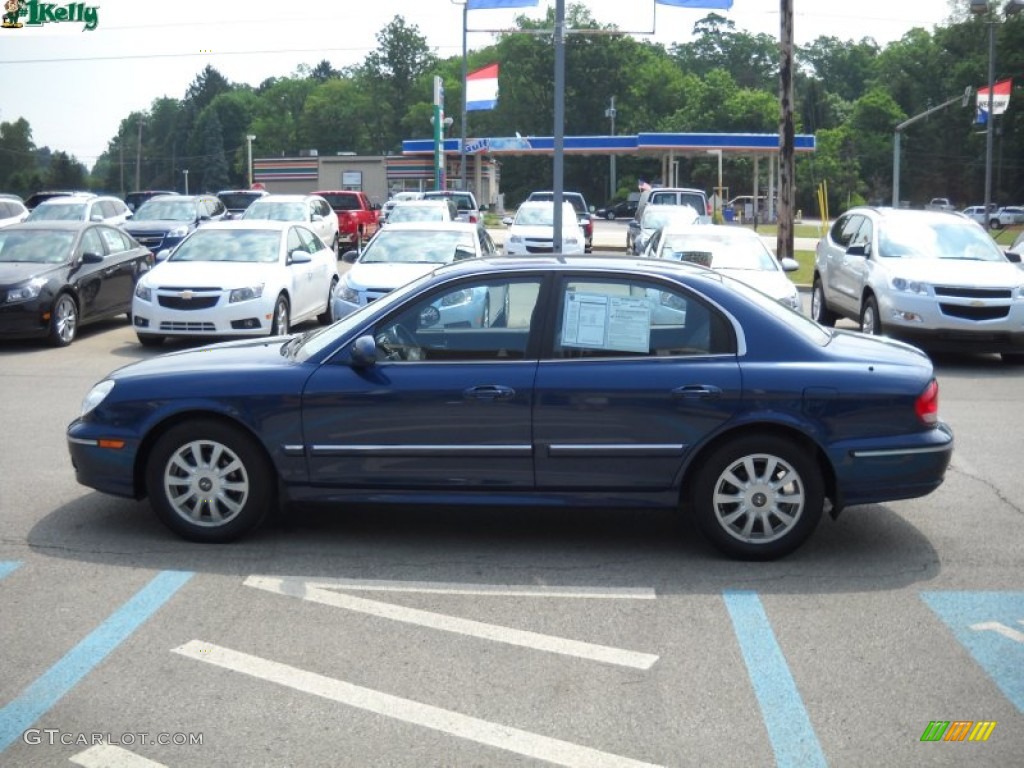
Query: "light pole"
605 96 616 201
183 169 189 195
246 134 256 189
971 1 996 226
451 0 468 191
707 149 723 220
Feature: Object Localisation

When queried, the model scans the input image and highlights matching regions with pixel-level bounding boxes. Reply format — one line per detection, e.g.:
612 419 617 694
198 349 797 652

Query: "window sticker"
561 291 651 353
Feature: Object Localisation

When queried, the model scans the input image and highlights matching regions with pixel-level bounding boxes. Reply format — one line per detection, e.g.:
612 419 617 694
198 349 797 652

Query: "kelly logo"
920 720 997 742
2 1 100 31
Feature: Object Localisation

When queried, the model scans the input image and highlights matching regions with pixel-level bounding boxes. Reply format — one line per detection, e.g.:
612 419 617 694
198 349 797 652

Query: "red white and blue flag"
467 64 500 111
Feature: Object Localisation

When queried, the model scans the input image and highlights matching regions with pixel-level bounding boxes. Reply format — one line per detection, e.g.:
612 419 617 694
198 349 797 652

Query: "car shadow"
26 491 941 597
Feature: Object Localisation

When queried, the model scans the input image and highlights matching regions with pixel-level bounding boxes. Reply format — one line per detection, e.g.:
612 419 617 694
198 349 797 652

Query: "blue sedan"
67 256 953 559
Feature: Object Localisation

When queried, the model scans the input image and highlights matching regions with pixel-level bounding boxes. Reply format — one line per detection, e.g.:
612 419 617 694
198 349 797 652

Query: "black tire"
317 278 339 325
145 420 274 543
47 293 78 347
270 294 289 336
860 294 882 336
691 435 824 560
137 334 164 347
990 219 1003 230
605 211 615 220
810 277 837 326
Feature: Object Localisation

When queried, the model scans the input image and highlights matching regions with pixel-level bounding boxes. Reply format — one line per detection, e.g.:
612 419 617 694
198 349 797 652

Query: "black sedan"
596 200 638 220
68 256 953 559
0 221 152 346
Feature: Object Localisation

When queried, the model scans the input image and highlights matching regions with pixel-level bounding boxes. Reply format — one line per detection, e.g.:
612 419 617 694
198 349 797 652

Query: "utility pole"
553 0 566 251
777 0 795 260
135 117 143 192
605 96 617 201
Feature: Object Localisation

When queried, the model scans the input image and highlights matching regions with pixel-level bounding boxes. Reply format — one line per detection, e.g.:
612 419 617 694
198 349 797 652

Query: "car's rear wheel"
48 293 78 347
318 278 338 325
146 420 274 543
990 219 1003 230
270 294 289 336
691 435 824 560
860 294 882 336
606 211 616 220
810 278 837 326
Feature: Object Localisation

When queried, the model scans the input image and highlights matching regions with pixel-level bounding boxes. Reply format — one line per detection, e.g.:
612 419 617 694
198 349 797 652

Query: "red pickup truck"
313 190 381 249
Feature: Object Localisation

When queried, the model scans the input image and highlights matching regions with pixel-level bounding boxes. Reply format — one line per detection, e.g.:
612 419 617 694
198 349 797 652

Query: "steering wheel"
375 323 421 361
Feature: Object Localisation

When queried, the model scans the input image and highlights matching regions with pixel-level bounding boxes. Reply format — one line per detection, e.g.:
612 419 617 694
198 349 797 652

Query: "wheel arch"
678 422 838 513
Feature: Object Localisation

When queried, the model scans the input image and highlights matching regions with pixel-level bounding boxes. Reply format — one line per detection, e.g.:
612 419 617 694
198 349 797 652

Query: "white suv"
811 206 1024 363
27 195 133 226
241 194 340 252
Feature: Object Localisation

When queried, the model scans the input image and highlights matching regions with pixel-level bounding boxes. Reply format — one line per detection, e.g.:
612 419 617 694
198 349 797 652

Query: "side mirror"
155 248 171 262
81 251 104 264
779 257 799 272
288 250 312 264
846 243 868 257
502 216 514 226
350 334 377 368
341 249 359 264
453 245 476 261
1005 250 1021 264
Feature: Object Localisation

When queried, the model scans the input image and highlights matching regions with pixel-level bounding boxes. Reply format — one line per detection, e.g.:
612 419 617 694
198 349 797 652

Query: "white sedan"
643 224 802 310
132 221 339 346
502 201 585 255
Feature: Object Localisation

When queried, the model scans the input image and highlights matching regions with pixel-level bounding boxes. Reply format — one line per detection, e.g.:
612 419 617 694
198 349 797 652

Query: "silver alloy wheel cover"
55 295 76 343
274 299 288 334
811 284 823 320
163 439 249 527
712 452 805 544
862 303 877 335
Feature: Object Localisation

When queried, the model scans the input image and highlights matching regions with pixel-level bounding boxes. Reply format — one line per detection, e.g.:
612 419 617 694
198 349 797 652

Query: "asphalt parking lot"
0 309 1022 766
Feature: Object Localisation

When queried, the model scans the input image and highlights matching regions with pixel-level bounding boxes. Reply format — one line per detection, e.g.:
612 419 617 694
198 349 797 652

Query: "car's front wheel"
860 294 882 336
48 293 78 347
691 435 824 560
270 294 289 336
990 219 1004 230
145 420 274 543
810 278 837 326
318 278 338 325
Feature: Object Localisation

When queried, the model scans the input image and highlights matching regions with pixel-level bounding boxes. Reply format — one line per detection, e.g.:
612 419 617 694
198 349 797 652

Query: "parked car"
421 190 482 224
380 199 458 226
811 207 1024 363
241 194 340 253
0 198 29 228
124 190 179 213
0 221 152 346
381 191 425 221
596 199 638 221
68 255 953 560
988 206 1024 230
628 203 701 255
216 188 269 219
643 224 801 310
333 221 498 320
313 190 381 250
27 195 133 226
960 204 996 225
502 201 585 255
121 194 227 255
526 191 594 252
925 198 956 212
635 187 710 225
131 221 339 346
22 190 93 211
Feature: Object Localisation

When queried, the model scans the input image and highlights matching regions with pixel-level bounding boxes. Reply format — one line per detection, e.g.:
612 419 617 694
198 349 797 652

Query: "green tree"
0 117 36 193
46 151 87 189
194 110 229 192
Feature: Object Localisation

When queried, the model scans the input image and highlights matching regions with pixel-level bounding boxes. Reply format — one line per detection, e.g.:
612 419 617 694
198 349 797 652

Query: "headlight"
440 289 473 307
134 282 151 302
81 380 115 415
891 277 930 295
5 277 47 303
336 280 359 303
509 235 523 244
229 284 264 303
167 225 190 238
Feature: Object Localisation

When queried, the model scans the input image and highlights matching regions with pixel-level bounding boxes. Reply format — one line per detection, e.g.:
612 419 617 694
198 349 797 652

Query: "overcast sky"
1 0 957 170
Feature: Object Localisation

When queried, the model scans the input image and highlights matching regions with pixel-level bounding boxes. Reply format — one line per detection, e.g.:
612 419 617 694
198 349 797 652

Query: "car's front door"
70 227 115 318
301 276 544 488
532 274 743 491
285 226 317 318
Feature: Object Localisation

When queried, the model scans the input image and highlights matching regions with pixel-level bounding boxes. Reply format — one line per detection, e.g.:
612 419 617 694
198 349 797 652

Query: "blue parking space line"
0 570 193 754
0 562 21 582
723 590 827 768
921 591 1024 714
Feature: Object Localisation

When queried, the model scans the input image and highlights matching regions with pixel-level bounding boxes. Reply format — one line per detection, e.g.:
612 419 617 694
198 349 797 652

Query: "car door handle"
463 385 515 402
671 384 722 400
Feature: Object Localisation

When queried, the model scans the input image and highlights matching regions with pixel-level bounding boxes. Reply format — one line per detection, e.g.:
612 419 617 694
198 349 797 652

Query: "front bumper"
133 294 275 337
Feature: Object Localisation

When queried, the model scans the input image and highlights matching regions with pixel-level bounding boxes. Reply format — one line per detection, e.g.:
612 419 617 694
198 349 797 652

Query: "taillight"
915 379 939 425
706 202 712 215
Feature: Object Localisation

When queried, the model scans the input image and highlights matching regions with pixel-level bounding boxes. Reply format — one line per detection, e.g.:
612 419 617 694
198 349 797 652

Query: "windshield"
134 200 195 221
243 202 306 222
662 234 777 271
0 230 74 263
642 206 699 231
27 203 86 221
386 204 448 223
359 229 473 264
168 229 280 263
218 193 262 211
878 218 1008 261
514 203 576 227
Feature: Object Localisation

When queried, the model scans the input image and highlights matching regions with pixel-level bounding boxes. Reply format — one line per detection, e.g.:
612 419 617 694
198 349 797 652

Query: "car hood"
143 260 280 289
717 269 796 301
510 224 582 239
123 219 193 233
348 262 439 290
0 261 64 285
108 336 296 382
882 258 1024 286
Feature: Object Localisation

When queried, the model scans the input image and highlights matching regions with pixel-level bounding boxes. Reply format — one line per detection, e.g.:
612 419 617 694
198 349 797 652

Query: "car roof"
374 221 479 233
200 220 297 232
433 254 716 283
4 220 103 231
249 194 322 202
657 224 758 239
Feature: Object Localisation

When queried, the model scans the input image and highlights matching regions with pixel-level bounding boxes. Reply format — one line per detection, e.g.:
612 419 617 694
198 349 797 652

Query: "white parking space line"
173 640 663 768
244 576 658 670
69 743 167 767
251 576 657 600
